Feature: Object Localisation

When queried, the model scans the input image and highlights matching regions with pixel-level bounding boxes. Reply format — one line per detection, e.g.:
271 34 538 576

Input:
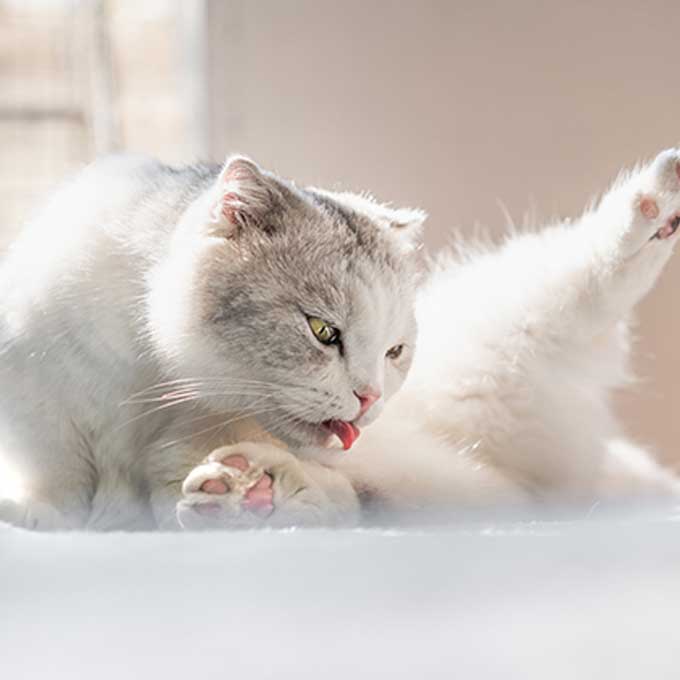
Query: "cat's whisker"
122 388 277 405
120 373 340 444
125 376 315 403
123 379 294 402
260 403 327 435
120 387 322 438
163 393 274 432
159 404 286 449
114 394 207 430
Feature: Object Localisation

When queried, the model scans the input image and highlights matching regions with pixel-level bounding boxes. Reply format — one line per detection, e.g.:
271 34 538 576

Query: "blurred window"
0 0 188 247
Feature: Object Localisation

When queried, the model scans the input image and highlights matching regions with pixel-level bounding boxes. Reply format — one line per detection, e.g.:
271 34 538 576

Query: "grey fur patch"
143 155 424 447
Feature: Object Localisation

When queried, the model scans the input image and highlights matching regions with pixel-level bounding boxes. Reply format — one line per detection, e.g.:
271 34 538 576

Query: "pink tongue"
325 420 360 450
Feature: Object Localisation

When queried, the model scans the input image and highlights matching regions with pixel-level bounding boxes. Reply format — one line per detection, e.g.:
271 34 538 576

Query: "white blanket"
2 513 679 679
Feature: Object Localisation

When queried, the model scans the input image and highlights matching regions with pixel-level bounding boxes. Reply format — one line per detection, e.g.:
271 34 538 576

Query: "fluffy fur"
0 153 422 529
1 150 680 530
329 150 680 513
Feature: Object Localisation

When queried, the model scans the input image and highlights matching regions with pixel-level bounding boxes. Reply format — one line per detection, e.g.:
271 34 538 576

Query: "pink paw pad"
201 479 228 495
243 474 274 516
199 453 274 517
221 454 250 472
639 197 659 219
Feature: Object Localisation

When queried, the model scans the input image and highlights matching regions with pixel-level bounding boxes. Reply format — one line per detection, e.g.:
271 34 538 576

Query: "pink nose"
354 389 381 417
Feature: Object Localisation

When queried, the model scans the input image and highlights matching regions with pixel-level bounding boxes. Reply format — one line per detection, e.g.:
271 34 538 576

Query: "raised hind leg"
567 148 680 337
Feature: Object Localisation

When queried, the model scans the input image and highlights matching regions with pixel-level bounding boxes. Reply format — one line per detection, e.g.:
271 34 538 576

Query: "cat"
2 149 680 531
174 148 680 526
0 154 424 530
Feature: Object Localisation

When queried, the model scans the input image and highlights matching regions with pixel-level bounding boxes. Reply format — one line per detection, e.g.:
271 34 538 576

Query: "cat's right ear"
209 155 279 237
382 206 427 255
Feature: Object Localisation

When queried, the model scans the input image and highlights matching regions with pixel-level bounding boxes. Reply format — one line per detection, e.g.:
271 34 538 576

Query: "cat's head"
149 155 425 450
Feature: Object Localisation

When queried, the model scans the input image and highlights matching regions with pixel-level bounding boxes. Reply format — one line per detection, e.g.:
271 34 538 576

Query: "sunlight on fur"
0 453 25 502
2 150 680 529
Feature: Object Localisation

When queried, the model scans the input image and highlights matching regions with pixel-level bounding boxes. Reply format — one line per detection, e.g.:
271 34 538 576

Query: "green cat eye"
308 316 340 346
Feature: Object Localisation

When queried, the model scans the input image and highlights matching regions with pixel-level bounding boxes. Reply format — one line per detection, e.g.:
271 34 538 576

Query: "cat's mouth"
321 419 361 450
282 416 361 451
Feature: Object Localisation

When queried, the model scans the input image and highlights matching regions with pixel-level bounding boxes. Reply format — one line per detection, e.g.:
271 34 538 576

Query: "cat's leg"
439 149 680 352
524 150 680 493
410 151 680 499
0 444 93 530
560 149 680 334
149 441 359 530
419 149 680 395
0 497 78 530
548 148 680 340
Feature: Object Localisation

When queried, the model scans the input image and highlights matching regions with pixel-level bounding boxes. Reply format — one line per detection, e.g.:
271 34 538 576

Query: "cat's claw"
649 213 680 241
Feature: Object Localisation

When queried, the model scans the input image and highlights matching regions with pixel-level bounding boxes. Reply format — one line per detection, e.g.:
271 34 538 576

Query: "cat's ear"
381 205 427 254
356 200 426 254
209 155 280 237
313 189 427 254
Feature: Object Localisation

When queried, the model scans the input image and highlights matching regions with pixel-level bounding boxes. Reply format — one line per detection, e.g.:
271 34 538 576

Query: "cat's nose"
354 388 381 417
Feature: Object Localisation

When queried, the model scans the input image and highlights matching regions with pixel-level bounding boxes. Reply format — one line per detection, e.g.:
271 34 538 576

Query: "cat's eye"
308 316 340 346
386 344 404 360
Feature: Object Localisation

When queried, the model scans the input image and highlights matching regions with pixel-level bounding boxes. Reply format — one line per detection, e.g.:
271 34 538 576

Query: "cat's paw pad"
635 149 680 242
200 454 274 515
176 441 348 530
177 451 273 529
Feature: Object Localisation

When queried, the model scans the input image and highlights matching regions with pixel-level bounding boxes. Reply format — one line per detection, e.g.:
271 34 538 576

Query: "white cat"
0 153 422 529
180 148 680 525
330 149 680 514
1 149 679 530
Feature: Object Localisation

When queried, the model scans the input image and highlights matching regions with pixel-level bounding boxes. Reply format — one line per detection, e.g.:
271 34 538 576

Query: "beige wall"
206 0 680 466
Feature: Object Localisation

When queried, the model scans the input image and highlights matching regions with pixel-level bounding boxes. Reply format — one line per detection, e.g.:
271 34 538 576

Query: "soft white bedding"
2 511 679 679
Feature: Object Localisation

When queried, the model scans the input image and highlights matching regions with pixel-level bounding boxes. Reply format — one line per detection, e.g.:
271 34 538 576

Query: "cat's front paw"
176 442 331 529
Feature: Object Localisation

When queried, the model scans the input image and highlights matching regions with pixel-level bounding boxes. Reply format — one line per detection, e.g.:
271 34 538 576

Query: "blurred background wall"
2 0 679 466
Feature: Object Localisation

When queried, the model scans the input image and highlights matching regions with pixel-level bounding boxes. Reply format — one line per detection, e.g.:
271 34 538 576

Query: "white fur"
2 150 680 530
325 150 680 511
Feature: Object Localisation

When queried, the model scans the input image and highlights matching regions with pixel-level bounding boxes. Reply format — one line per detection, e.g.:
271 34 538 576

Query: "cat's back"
1 153 217 303
3 153 217 261
0 154 219 388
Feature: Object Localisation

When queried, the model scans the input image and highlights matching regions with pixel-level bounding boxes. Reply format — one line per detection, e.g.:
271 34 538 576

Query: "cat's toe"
639 196 660 220
200 478 228 494
637 194 680 241
220 453 274 516
650 148 680 192
220 453 249 472
241 474 273 516
177 454 273 529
